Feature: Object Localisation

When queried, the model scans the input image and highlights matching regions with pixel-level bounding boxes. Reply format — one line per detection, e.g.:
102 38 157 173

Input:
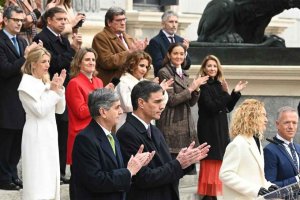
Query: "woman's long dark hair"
162 43 187 68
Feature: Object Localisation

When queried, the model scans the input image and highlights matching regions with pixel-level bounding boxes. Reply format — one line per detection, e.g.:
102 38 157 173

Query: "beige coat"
92 27 135 85
157 64 199 153
219 135 272 200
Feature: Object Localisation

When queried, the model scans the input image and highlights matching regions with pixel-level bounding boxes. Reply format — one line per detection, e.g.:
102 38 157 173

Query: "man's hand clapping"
176 141 210 169
127 144 155 176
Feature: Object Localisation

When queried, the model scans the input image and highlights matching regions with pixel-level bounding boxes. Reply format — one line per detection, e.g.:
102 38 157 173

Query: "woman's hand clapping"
188 75 209 93
50 69 66 93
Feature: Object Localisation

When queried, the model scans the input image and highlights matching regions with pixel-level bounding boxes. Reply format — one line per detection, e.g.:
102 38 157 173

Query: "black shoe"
0 182 20 190
13 178 23 188
60 175 70 184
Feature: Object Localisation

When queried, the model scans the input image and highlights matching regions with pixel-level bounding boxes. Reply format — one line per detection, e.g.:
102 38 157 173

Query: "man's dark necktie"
12 36 20 56
289 143 298 171
147 126 151 139
57 35 63 44
168 36 175 43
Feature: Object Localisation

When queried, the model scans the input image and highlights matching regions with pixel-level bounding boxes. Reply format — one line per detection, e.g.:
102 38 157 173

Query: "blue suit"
264 137 300 187
71 119 131 200
147 30 191 76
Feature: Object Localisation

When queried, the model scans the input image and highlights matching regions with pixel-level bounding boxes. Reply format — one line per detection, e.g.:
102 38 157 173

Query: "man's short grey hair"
105 7 125 27
88 88 120 119
276 106 298 120
161 10 178 22
3 5 23 19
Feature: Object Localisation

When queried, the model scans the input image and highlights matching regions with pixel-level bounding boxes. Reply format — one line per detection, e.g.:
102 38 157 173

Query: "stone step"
0 176 199 200
1 165 201 200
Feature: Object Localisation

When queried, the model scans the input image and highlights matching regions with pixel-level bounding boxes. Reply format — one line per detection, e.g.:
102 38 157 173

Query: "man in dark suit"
33 6 82 183
117 80 210 200
0 5 40 190
71 88 152 200
147 10 192 76
264 106 300 187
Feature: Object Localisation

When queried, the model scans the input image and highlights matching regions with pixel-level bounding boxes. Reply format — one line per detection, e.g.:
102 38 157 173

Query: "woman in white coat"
219 99 278 200
18 47 66 200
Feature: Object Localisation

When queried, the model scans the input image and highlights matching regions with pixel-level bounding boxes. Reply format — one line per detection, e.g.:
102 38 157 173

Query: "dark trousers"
0 128 22 184
56 114 68 176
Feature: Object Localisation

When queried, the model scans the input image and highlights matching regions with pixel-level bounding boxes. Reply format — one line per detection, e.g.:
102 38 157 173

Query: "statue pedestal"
188 42 300 66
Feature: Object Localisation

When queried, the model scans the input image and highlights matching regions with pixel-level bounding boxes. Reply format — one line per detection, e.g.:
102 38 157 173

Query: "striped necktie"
289 143 298 171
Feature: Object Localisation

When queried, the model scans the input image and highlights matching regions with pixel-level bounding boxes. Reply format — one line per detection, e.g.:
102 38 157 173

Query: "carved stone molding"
188 65 300 96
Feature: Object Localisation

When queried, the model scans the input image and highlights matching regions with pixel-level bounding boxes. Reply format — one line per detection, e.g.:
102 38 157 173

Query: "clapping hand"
188 75 209 93
50 69 66 92
159 78 174 91
135 144 155 167
24 41 43 59
127 144 155 176
234 80 248 93
130 38 148 52
182 38 190 49
176 141 210 169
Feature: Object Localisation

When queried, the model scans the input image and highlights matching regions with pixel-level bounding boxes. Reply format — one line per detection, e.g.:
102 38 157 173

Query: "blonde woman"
18 47 66 200
197 55 247 200
219 99 278 200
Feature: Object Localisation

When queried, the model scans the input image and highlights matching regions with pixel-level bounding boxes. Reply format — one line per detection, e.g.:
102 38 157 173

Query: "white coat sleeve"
19 89 63 118
116 82 133 113
55 87 66 114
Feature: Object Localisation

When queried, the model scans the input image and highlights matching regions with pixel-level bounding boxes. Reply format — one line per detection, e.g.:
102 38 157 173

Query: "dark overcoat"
71 120 131 200
0 30 27 130
197 78 241 160
117 113 193 200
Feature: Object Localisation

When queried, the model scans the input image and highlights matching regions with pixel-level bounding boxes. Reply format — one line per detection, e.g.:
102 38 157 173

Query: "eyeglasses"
9 18 25 23
114 18 127 23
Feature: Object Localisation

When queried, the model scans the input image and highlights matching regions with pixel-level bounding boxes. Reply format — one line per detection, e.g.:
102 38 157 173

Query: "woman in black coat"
197 55 247 200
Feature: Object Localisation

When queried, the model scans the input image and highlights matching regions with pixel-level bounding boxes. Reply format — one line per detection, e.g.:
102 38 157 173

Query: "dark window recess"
133 0 179 11
133 0 161 11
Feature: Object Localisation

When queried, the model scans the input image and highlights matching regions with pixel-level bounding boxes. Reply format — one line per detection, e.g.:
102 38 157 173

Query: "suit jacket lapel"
17 36 26 57
273 137 299 173
2 32 20 57
92 121 118 167
127 114 164 163
160 31 171 46
165 65 187 89
104 27 128 51
114 135 124 168
246 137 264 173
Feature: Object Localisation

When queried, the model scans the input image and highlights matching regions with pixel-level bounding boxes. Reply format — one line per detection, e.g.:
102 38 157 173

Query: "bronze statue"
197 0 300 46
